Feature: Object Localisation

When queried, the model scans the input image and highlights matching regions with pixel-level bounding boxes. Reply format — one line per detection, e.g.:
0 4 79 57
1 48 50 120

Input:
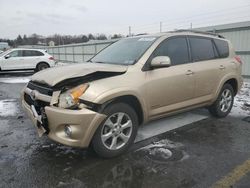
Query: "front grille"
27 81 53 96
24 93 50 115
25 81 52 114
24 93 50 133
25 81 52 133
24 93 34 106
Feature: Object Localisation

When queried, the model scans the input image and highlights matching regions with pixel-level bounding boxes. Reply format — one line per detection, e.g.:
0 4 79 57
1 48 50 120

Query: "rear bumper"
22 98 106 148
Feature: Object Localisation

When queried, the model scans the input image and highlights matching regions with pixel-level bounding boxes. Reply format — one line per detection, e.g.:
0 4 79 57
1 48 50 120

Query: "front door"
1 50 24 70
145 36 195 118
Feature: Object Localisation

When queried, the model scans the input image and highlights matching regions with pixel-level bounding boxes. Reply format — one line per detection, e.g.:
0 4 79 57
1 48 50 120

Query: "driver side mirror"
151 56 171 68
5 54 10 59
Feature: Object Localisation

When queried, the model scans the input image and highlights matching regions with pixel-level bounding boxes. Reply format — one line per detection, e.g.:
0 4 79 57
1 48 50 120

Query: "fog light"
64 125 72 137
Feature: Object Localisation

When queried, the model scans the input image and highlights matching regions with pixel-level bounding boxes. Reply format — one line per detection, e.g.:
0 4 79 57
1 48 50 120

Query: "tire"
36 62 49 72
208 84 234 118
92 103 138 158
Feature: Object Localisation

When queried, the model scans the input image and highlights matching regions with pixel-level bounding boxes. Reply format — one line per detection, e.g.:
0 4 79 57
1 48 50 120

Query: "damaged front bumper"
22 93 106 148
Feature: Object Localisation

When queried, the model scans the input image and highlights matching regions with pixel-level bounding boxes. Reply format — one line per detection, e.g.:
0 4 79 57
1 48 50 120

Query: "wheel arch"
100 95 145 126
224 78 238 96
214 75 240 102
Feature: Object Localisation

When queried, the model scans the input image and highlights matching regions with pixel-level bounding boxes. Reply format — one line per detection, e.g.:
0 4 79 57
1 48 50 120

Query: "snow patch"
231 82 250 116
148 147 173 160
0 77 30 83
0 99 18 117
56 62 71 66
139 139 183 151
57 178 84 187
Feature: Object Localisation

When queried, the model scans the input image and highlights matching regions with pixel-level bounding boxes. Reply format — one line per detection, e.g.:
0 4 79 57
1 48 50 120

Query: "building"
0 42 9 50
197 21 250 78
48 41 55 46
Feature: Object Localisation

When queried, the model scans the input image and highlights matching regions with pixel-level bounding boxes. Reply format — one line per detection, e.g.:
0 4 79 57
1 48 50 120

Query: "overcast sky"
0 0 250 39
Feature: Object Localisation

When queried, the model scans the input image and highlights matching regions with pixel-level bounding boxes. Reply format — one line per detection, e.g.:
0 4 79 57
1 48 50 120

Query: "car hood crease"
31 63 128 87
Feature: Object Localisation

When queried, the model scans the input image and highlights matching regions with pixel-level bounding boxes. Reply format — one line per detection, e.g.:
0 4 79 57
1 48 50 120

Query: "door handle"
186 70 194 75
219 65 225 70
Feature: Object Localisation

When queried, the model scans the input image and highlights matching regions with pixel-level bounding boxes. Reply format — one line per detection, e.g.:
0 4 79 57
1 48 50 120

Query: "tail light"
49 56 55 60
234 56 243 64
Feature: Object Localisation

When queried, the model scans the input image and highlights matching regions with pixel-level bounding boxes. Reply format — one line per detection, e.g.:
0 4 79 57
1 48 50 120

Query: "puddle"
0 77 30 83
0 99 18 117
135 139 188 164
243 116 250 123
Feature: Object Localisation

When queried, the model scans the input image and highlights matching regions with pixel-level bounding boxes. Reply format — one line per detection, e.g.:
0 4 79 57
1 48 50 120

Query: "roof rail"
172 29 225 38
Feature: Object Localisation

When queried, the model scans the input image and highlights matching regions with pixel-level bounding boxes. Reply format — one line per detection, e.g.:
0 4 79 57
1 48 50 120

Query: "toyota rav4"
22 31 243 158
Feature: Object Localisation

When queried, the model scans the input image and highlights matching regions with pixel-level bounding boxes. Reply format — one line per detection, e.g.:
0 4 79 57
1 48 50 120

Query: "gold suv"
22 31 243 157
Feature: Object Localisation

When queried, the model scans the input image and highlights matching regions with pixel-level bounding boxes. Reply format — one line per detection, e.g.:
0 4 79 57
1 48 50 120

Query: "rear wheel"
209 84 234 117
36 62 49 72
92 103 138 158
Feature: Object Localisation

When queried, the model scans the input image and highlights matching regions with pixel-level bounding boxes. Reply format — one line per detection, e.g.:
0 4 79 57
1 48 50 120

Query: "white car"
0 49 56 71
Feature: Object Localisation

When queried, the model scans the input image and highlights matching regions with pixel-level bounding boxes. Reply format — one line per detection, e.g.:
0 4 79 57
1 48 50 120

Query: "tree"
29 33 39 45
23 35 28 44
88 34 95 40
81 35 89 43
1 32 111 47
96 34 107 40
16 35 23 45
111 34 122 39
7 39 14 47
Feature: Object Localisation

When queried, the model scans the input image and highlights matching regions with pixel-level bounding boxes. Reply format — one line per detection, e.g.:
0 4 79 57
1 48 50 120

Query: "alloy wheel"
219 89 233 113
101 112 133 150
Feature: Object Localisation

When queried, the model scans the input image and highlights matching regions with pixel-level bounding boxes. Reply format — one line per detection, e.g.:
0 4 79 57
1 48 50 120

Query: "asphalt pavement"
0 71 250 188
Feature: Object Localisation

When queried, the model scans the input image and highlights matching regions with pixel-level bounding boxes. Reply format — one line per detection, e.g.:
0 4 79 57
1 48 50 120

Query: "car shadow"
0 70 34 77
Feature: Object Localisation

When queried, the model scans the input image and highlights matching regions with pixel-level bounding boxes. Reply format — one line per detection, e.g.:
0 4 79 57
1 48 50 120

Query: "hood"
31 62 128 87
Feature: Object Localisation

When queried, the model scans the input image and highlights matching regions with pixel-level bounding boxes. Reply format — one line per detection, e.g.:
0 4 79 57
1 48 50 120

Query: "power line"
132 13 250 34
128 3 250 31
102 3 250 36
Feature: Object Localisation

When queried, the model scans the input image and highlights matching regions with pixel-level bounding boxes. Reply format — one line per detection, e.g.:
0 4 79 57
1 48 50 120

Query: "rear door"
145 36 196 118
22 50 43 69
188 36 221 101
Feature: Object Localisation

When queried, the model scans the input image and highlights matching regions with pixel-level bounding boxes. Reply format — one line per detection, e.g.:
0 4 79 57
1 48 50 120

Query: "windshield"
91 37 157 65
0 49 11 57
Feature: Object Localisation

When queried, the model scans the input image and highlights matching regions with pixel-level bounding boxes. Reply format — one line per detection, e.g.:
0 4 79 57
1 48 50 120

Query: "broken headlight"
58 84 89 109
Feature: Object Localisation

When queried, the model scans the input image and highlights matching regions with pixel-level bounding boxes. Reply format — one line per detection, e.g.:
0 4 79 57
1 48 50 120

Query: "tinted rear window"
189 37 215 62
23 50 44 57
214 39 229 58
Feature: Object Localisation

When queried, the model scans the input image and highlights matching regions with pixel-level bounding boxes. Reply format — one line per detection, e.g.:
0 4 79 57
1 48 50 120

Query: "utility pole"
190 23 193 30
129 26 131 37
160 22 162 33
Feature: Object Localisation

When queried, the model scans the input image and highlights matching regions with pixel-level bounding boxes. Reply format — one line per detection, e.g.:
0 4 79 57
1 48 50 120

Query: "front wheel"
208 84 234 117
92 103 138 158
